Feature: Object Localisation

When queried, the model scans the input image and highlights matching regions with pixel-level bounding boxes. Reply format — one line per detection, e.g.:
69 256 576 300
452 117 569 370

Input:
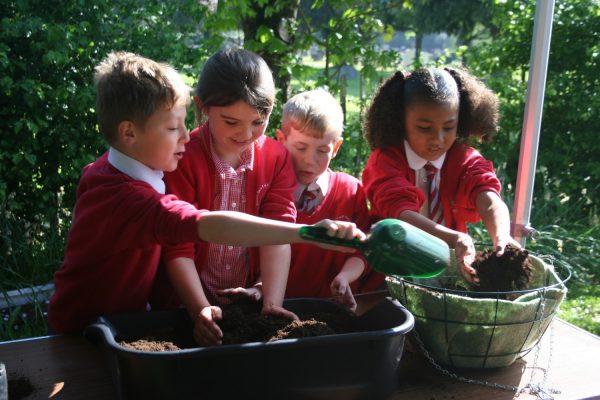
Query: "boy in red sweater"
276 89 385 311
48 52 364 336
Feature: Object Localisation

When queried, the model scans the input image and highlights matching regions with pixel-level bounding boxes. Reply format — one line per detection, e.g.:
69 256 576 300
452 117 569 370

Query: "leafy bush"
1 1 212 287
467 0 600 230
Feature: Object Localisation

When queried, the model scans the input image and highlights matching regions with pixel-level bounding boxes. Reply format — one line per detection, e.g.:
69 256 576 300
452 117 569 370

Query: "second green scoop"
299 218 450 278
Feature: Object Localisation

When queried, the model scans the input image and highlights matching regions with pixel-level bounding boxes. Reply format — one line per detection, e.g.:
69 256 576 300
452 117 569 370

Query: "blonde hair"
281 89 343 140
94 51 191 143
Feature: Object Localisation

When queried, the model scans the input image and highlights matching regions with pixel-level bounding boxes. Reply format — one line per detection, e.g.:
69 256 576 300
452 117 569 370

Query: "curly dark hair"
363 67 500 150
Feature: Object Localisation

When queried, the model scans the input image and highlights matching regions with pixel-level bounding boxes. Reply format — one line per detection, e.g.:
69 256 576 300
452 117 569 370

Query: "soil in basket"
120 302 357 351
471 244 533 299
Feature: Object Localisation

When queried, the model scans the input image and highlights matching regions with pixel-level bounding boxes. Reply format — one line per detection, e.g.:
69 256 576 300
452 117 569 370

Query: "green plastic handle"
298 225 365 251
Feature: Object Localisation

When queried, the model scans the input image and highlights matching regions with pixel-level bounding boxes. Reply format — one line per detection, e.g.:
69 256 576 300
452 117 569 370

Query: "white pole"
511 0 555 246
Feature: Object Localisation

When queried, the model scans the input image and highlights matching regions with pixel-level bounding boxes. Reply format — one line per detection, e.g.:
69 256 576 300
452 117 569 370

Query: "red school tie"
425 163 445 225
297 187 317 213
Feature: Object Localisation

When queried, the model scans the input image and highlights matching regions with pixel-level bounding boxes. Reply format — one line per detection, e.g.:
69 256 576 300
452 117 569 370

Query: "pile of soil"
218 303 354 345
119 302 357 351
120 338 181 351
471 244 533 299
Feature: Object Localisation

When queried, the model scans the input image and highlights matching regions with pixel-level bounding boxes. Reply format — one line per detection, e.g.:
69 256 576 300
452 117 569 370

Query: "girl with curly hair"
362 67 520 282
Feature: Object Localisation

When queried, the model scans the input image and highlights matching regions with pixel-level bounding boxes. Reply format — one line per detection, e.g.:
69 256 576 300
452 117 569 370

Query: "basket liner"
387 254 567 368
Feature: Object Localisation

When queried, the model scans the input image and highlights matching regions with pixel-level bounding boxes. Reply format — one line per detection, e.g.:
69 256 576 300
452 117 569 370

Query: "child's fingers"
195 323 223 346
217 287 247 297
194 307 223 346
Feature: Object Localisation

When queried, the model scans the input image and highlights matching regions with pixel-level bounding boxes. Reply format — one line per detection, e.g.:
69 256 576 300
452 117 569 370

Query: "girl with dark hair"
362 67 520 282
157 48 298 345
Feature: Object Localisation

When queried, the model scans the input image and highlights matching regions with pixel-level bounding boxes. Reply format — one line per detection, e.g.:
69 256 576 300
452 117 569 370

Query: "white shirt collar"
107 147 165 194
294 170 330 199
404 140 446 170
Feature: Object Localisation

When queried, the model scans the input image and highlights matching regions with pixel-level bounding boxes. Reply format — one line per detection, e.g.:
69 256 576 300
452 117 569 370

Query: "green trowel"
299 218 450 278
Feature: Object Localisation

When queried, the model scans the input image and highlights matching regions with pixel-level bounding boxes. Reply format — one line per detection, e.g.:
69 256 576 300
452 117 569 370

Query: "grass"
557 284 600 336
1 302 49 340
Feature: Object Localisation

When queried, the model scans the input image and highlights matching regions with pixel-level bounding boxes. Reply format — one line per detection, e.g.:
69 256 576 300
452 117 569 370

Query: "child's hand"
216 285 262 302
193 306 223 346
262 303 299 321
311 219 366 253
330 276 357 312
492 235 522 256
454 232 478 283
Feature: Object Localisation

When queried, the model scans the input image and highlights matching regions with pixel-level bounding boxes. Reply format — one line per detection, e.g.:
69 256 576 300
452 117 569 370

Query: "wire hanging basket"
387 252 570 369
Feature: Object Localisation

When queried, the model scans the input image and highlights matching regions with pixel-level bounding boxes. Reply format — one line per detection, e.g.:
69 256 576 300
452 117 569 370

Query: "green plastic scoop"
299 218 450 278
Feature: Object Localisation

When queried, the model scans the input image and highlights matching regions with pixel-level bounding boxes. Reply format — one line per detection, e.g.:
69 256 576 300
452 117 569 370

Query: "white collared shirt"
107 147 165 194
404 140 446 216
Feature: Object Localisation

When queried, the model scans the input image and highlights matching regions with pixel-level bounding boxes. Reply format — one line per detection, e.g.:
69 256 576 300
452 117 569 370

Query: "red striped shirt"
200 141 254 304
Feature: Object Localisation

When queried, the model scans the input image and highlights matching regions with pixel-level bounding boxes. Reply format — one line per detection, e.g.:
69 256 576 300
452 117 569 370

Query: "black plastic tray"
85 297 414 400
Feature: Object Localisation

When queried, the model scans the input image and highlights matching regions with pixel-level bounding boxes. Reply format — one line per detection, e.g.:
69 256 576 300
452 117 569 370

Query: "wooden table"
1 294 599 400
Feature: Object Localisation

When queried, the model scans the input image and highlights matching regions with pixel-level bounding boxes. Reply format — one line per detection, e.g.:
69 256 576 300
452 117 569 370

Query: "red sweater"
155 123 297 306
48 153 203 333
285 171 384 298
362 142 501 233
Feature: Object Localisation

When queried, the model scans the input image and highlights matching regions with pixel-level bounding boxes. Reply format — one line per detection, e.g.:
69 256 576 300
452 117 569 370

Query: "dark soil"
471 245 533 299
7 375 36 400
119 302 357 351
219 302 355 345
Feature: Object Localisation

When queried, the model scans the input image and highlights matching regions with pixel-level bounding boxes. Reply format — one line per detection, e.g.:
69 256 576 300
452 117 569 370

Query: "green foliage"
0 212 65 291
467 0 600 229
1 0 211 266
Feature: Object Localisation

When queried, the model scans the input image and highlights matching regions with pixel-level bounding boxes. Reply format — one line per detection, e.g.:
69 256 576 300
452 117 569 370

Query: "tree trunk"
414 31 423 68
240 0 300 104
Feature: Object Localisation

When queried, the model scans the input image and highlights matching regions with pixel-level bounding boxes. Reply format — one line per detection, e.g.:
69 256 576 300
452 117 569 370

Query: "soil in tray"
470 244 533 299
120 302 357 351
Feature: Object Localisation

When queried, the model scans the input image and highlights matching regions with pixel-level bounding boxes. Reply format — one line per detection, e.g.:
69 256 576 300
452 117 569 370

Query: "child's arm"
476 191 521 254
399 210 478 282
259 244 298 320
196 211 365 249
330 256 365 312
166 257 223 346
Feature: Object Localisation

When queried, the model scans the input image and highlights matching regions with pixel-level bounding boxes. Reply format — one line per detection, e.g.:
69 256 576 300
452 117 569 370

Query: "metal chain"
519 295 561 399
410 289 561 399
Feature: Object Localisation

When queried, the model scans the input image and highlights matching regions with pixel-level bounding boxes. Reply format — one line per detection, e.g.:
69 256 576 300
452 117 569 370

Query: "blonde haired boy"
276 89 384 311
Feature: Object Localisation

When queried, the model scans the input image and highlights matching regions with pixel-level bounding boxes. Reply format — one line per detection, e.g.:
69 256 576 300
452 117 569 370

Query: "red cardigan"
48 153 203 333
362 142 501 233
285 171 384 298
155 123 297 307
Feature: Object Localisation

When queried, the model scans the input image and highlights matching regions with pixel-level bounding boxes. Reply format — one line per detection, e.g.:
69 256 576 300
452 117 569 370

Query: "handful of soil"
471 245 533 299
